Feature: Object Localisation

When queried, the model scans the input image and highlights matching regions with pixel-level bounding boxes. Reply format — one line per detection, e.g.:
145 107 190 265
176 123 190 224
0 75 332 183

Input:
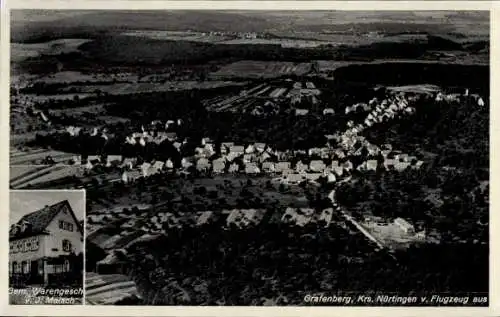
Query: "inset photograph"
9 190 85 305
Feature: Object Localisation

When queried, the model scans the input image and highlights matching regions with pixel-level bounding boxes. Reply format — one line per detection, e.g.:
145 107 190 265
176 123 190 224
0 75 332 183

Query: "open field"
10 164 85 189
11 38 91 63
54 81 247 95
211 61 312 79
31 71 133 84
85 272 139 305
12 11 489 43
10 148 76 165
122 30 233 43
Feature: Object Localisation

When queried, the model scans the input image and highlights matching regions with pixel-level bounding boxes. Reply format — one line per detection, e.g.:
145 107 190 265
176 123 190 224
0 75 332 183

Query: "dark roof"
10 200 81 240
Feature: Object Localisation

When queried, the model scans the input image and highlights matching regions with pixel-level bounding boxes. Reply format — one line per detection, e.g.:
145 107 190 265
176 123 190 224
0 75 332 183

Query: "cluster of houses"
205 31 259 39
435 89 485 107
64 118 184 147
71 91 427 185
343 94 416 136
123 119 183 146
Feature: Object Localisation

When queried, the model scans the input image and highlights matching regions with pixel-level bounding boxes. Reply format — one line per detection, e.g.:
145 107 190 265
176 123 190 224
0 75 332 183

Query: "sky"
10 190 85 225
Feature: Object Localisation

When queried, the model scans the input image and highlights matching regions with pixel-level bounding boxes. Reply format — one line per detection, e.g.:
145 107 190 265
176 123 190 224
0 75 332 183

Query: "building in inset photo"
9 190 85 305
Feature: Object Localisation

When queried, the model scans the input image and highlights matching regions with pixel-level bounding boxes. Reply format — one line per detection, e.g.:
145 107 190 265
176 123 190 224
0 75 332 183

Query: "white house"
165 159 174 169
275 162 292 175
262 162 275 173
323 108 335 115
245 163 260 174
121 171 128 183
212 158 226 173
394 217 415 234
309 160 326 172
196 158 210 171
296 161 309 173
295 109 309 116
106 155 123 167
9 200 83 286
327 172 337 183
228 162 240 173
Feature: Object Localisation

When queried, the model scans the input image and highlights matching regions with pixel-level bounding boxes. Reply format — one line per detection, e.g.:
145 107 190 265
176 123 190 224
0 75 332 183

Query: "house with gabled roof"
220 142 234 155
309 160 326 173
254 143 267 153
196 158 211 171
9 200 83 286
243 154 255 164
150 161 165 175
258 151 272 164
295 108 309 116
262 162 276 173
165 158 174 169
305 173 322 182
245 162 261 174
394 161 410 172
296 161 309 173
212 158 226 173
383 158 396 170
228 162 240 173
366 160 378 171
284 173 306 185
275 162 292 175
106 155 123 167
326 172 337 183
412 160 424 169
245 144 256 154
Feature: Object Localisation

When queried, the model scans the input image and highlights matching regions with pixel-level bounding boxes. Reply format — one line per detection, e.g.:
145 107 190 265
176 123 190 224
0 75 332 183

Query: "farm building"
295 109 309 116
394 218 415 234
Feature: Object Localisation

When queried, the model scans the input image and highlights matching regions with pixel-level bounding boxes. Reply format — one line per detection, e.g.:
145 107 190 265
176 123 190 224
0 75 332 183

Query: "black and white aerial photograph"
9 10 489 306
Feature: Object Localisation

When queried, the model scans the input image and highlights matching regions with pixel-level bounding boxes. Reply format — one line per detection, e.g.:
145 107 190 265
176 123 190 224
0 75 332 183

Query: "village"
81 84 488 272
11 84 486 253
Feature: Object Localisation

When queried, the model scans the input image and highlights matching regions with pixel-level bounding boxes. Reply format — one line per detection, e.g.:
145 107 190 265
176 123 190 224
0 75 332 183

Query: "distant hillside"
11 11 276 43
11 10 490 43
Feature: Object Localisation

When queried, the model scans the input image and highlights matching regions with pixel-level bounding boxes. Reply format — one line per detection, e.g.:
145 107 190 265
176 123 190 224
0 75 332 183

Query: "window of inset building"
62 239 72 252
